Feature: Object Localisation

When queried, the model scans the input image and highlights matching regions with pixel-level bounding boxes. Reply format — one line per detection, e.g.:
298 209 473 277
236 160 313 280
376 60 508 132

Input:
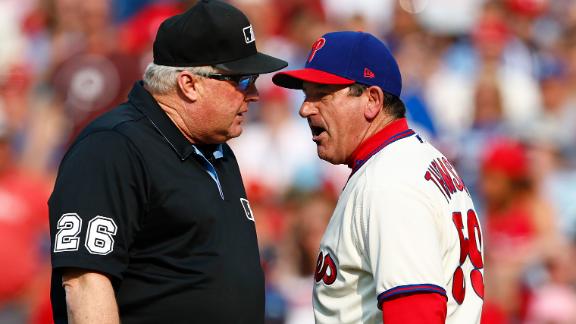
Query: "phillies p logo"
307 38 326 63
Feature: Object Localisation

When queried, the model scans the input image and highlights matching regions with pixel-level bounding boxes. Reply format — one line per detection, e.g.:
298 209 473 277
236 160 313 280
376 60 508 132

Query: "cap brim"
272 68 355 89
215 52 288 75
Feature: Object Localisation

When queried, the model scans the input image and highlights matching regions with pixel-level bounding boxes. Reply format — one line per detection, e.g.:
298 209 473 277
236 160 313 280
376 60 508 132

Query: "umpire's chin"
199 111 248 144
228 113 246 139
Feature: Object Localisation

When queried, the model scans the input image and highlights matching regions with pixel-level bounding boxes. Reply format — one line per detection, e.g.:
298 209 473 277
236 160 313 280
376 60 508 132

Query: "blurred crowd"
0 0 575 323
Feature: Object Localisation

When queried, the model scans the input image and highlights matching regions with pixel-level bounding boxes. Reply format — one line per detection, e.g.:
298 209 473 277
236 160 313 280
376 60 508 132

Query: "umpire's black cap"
153 0 287 74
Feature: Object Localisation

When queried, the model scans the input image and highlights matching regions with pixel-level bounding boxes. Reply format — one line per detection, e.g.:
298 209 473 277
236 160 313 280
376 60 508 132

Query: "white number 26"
54 213 117 255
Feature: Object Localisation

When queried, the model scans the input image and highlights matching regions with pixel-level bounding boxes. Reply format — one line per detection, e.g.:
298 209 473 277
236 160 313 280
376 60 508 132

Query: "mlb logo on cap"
272 31 402 97
243 25 255 44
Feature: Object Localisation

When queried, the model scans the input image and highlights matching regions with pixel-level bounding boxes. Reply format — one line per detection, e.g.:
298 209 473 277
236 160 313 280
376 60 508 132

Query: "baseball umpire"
273 31 484 323
48 1 287 323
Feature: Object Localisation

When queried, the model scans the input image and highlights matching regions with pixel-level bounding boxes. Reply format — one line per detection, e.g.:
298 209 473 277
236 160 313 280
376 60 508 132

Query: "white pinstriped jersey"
313 119 484 324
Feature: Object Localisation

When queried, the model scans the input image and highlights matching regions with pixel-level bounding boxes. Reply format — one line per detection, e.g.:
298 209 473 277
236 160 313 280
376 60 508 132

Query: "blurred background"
0 0 575 323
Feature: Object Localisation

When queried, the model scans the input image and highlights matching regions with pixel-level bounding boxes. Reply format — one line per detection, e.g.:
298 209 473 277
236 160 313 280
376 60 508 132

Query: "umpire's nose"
245 83 259 102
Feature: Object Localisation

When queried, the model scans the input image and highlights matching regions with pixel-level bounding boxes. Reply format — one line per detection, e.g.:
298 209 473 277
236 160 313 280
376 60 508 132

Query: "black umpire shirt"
49 81 264 324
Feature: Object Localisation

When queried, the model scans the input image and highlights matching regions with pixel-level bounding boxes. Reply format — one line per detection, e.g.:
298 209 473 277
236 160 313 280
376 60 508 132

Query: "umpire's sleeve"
49 130 148 280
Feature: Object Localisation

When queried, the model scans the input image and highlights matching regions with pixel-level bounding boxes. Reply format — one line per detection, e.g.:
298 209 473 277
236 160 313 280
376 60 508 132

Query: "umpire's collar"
128 81 195 161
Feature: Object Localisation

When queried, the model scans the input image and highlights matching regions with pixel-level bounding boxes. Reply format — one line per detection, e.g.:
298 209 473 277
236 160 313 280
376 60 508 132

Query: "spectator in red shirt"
0 116 51 323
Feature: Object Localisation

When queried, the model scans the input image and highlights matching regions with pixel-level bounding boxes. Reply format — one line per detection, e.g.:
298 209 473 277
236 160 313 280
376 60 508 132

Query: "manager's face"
299 82 368 165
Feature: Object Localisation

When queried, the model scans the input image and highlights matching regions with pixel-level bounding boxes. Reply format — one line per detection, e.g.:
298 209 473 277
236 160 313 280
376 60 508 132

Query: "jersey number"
54 213 117 255
452 209 484 303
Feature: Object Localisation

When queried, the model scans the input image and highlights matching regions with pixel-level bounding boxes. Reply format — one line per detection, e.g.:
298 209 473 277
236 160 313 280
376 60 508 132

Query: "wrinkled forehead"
302 82 348 94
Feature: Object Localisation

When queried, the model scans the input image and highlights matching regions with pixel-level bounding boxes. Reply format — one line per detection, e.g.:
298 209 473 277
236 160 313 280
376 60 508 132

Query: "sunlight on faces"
201 76 257 142
300 82 368 165
184 74 258 144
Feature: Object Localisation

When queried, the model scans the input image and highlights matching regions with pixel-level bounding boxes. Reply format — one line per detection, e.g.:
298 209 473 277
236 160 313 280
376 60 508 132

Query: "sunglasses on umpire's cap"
153 0 287 75
272 31 402 97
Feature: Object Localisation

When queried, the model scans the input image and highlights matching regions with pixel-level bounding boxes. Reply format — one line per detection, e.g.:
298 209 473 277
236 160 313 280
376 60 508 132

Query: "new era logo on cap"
243 25 255 44
364 68 375 78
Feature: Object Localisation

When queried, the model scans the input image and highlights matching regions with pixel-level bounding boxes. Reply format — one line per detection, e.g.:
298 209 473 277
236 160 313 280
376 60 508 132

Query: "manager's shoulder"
366 137 442 182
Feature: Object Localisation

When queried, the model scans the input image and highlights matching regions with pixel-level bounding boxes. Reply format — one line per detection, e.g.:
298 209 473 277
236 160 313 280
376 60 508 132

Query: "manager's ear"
364 86 384 121
176 70 200 102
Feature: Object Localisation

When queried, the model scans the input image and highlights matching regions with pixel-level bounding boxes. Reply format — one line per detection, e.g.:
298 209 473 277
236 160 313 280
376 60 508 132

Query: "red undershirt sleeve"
381 292 447 324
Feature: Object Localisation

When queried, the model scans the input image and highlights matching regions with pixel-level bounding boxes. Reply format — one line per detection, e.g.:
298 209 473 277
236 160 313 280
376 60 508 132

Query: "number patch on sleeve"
54 213 82 252
54 213 118 255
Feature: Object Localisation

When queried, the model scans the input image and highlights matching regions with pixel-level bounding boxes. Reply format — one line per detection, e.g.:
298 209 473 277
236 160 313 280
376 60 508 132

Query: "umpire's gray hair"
143 63 218 94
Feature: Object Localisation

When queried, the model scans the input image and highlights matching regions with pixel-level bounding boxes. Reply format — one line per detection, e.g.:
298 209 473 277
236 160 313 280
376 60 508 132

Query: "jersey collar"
191 144 224 161
347 118 414 175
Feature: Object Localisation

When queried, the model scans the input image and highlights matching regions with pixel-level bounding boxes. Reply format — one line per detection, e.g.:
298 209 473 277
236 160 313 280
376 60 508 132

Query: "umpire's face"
177 71 260 144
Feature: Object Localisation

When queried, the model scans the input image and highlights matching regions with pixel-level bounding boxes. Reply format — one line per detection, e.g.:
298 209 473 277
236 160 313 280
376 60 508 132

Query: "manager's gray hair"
143 63 218 94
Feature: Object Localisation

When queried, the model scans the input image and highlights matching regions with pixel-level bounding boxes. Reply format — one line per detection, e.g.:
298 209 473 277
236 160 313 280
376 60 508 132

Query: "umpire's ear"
363 86 384 121
176 70 200 102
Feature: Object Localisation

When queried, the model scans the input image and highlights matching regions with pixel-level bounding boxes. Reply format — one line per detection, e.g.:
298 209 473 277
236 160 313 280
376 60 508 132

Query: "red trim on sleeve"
381 292 447 324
